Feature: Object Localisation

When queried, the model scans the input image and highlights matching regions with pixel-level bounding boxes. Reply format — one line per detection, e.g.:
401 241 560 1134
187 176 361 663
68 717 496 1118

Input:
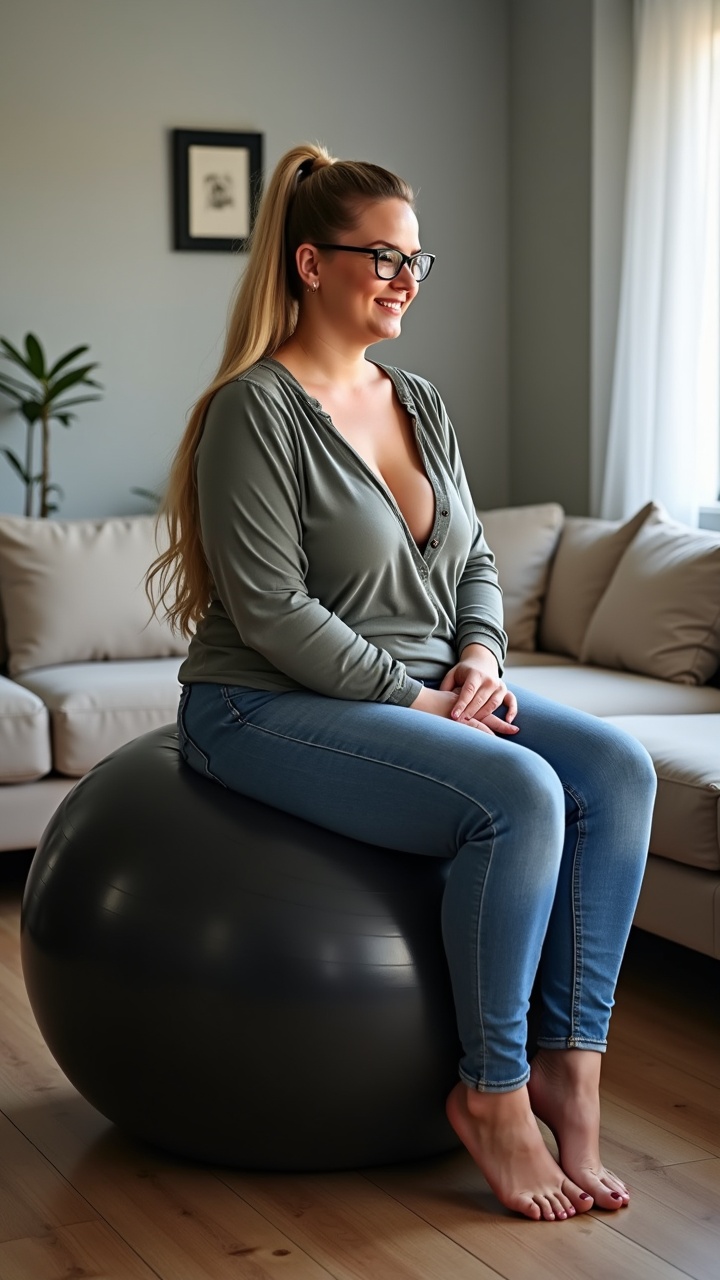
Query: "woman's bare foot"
446 1081 594 1221
528 1048 630 1210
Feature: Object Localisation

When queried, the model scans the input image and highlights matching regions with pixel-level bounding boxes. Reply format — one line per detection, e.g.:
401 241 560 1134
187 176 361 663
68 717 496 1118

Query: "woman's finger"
454 683 505 722
504 690 518 724
481 712 519 735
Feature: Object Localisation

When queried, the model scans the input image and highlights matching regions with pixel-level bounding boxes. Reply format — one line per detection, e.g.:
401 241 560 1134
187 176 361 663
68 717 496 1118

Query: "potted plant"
0 332 102 517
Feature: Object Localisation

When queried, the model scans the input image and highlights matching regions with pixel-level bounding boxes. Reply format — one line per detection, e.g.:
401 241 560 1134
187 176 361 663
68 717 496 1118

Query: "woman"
149 143 657 1222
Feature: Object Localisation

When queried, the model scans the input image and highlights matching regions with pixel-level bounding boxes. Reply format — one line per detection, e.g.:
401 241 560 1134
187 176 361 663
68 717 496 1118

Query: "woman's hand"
439 644 518 736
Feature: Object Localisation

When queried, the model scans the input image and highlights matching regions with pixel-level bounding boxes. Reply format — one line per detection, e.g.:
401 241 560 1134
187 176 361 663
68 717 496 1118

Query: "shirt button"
441 509 448 517
430 538 439 548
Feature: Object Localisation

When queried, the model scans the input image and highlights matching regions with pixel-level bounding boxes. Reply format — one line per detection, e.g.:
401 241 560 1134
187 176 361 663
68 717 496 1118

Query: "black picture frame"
172 129 263 252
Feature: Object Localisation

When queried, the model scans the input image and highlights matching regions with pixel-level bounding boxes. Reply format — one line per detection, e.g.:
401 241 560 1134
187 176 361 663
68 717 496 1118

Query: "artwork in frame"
172 129 263 252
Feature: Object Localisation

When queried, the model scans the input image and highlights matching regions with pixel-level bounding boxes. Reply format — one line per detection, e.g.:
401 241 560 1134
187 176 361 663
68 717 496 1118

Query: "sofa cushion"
18 659 182 776
606 715 720 872
0 515 187 677
0 675 51 782
477 503 564 651
504 660 720 717
539 502 658 658
505 650 572 668
580 509 720 684
0 776 76 853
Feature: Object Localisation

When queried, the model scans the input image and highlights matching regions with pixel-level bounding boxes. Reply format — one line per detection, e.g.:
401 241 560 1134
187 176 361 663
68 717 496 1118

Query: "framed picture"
172 129 263 252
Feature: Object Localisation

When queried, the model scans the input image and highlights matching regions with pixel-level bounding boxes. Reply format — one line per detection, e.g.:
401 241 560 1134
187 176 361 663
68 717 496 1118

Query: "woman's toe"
535 1195 556 1221
556 1192 576 1217
520 1196 542 1221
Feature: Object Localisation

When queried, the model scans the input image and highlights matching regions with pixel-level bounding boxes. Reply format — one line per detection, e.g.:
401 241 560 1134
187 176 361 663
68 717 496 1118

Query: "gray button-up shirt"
179 358 507 705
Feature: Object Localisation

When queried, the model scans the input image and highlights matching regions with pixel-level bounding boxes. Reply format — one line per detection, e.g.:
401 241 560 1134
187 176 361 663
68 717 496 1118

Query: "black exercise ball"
21 725 461 1170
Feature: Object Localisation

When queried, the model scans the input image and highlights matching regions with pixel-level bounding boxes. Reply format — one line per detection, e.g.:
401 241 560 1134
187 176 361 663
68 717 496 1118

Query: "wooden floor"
1 850 719 1280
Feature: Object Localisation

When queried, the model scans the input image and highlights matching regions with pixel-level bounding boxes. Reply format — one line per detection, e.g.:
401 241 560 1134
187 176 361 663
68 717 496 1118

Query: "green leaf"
24 333 46 378
52 394 101 412
47 344 90 378
0 338 30 369
55 413 76 427
0 380 26 405
21 400 43 424
0 447 31 484
131 486 163 505
47 364 98 398
0 370 34 395
45 482 65 498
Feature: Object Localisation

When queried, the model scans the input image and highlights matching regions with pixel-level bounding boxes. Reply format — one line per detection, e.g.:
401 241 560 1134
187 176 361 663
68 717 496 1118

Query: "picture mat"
188 145 250 239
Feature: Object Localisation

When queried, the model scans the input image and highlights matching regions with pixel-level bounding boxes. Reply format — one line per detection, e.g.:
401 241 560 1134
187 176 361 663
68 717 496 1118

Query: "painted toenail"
580 1193 591 1200
611 1192 623 1200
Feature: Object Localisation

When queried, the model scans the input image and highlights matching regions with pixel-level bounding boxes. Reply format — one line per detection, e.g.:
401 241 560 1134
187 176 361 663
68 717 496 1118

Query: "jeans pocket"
221 685 287 725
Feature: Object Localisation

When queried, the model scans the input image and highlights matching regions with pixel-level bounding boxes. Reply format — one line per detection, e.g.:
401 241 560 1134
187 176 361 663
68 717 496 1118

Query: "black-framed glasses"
313 244 436 282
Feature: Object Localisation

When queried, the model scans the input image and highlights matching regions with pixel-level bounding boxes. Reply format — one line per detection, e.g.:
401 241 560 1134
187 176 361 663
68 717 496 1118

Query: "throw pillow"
580 507 720 684
477 503 564 651
0 515 187 677
539 501 659 658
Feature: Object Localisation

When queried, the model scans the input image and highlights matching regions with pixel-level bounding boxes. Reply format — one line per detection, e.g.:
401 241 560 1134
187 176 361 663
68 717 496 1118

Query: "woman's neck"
274 324 376 392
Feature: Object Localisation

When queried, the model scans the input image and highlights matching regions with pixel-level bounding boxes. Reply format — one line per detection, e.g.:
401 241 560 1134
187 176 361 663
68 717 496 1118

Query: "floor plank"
597 1157 720 1280
223 1170 503 1280
1 1099 334 1280
591 1097 712 1172
0 1219 162 1280
0 1110 96 1244
364 1150 692 1280
601 1038 720 1157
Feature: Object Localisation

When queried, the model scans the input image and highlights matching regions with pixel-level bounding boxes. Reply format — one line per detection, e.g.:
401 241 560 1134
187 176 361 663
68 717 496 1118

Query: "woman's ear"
295 243 321 292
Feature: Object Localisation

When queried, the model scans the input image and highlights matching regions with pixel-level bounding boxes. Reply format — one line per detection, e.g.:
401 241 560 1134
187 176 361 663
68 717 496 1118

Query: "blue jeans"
177 681 657 1093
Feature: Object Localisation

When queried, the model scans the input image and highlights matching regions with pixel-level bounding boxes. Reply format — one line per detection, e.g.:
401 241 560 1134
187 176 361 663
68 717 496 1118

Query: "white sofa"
1 504 719 959
0 516 185 851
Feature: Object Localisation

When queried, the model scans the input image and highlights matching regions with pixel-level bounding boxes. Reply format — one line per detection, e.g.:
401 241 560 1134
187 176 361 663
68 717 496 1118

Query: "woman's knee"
593 721 658 801
470 747 566 847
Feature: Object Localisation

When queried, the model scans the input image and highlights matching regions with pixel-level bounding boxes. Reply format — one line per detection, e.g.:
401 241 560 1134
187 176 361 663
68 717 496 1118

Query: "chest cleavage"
322 390 436 550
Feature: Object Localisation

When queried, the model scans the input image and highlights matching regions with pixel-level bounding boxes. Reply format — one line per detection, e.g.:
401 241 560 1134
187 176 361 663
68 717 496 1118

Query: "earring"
306 281 318 294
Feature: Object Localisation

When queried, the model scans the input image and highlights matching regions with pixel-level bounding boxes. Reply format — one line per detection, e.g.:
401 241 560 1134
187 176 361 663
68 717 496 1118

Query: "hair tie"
297 157 315 184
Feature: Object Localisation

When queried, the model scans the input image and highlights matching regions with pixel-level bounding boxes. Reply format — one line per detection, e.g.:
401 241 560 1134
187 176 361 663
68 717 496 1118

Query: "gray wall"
508 0 633 516
508 0 593 515
0 0 508 518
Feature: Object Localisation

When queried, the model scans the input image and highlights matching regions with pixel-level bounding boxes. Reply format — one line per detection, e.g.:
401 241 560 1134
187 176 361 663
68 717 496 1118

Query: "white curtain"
600 0 720 525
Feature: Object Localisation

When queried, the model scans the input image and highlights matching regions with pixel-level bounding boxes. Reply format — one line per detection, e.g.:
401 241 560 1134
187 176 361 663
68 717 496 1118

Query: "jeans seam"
473 826 495 1086
225 711 499 812
220 684 250 725
177 686 228 787
565 782 586 1045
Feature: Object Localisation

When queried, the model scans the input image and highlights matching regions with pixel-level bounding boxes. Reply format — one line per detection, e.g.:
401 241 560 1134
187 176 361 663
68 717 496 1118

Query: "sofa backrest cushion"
0 515 187 676
539 501 658 658
477 503 564 651
581 507 720 684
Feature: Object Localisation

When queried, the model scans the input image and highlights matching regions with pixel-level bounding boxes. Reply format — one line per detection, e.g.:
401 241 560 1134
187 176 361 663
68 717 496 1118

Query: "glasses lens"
412 253 434 282
376 249 403 279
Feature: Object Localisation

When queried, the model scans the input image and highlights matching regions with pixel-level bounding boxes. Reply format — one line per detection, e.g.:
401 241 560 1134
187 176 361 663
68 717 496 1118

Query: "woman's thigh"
178 682 566 862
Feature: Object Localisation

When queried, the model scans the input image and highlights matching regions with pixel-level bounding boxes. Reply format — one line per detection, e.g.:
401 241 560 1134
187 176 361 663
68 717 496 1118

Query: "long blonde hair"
148 142 414 636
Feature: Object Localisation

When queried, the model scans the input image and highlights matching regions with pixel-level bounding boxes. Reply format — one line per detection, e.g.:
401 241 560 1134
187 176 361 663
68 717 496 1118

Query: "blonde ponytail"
148 142 413 636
